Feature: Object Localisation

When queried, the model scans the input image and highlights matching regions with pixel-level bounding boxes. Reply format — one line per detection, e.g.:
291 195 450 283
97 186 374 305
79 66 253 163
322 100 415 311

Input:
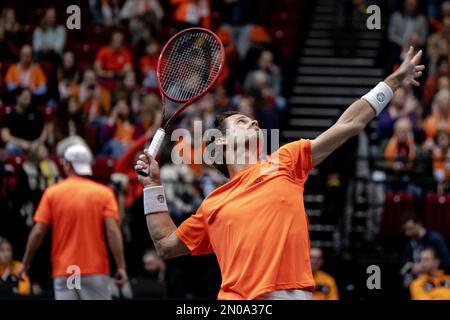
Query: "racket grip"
149 128 166 158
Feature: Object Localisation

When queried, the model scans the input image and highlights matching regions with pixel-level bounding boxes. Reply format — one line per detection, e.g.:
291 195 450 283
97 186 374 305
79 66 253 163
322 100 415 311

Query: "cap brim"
72 163 93 176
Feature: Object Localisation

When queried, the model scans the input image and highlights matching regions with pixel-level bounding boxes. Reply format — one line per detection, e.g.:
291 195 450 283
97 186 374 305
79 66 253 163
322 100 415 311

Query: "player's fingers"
415 71 423 78
138 154 149 163
411 79 420 87
136 160 147 167
405 46 414 61
415 65 425 72
411 49 423 65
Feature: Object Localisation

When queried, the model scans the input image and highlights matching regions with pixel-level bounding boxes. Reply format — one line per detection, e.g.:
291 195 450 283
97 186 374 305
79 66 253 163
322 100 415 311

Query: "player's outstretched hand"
395 46 426 87
135 149 161 187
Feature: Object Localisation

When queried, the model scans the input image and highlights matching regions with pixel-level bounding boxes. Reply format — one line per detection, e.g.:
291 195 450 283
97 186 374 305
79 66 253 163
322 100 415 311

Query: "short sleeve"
276 139 312 180
176 206 213 256
34 189 52 225
103 188 120 221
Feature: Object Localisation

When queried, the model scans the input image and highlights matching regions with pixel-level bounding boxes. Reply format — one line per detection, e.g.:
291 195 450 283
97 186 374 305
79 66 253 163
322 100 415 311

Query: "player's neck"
227 163 251 179
227 150 260 179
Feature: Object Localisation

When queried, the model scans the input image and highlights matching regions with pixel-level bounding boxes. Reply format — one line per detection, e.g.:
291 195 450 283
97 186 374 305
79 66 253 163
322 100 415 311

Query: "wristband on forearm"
143 186 168 215
361 81 394 116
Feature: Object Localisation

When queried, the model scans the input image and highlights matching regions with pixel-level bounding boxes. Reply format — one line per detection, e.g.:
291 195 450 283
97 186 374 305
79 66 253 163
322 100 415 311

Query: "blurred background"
0 0 450 300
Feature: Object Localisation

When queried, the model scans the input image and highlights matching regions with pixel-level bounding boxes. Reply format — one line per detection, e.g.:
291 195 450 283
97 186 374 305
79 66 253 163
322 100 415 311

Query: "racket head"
157 27 225 105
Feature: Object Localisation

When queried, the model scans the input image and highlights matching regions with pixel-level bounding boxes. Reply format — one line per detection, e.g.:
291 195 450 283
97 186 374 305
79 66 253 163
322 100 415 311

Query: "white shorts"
53 274 112 300
256 289 313 300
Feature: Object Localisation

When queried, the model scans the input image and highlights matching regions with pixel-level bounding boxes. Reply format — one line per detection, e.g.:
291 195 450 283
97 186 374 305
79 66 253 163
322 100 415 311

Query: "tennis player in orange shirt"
135 47 425 300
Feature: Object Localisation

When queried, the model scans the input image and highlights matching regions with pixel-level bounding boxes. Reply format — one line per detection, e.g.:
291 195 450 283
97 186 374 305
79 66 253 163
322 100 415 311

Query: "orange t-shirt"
176 139 315 300
34 176 120 278
423 114 450 138
95 46 132 72
5 63 47 90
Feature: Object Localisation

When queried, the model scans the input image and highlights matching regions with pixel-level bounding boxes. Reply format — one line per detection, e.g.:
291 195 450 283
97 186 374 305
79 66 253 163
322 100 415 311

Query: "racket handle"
137 128 165 177
149 128 166 158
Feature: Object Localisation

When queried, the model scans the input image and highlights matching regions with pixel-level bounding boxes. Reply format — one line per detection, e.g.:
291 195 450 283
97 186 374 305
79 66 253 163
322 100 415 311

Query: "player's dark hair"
207 111 242 178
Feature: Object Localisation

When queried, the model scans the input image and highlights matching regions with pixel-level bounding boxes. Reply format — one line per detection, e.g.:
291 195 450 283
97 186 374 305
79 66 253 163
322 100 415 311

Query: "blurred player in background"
19 144 127 300
310 247 339 300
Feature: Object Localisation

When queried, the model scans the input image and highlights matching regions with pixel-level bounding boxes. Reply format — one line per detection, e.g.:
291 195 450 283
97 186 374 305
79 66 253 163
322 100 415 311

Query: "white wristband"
143 186 168 215
361 82 394 116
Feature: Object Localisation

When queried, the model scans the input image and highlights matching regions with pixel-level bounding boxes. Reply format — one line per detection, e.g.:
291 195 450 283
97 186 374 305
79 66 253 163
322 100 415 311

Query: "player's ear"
215 136 227 147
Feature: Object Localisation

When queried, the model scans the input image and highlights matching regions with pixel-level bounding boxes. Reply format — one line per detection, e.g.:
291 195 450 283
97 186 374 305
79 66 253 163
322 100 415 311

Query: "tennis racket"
137 27 225 177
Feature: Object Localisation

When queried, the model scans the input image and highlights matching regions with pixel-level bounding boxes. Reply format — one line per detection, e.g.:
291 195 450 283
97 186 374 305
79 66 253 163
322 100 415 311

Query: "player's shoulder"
50 177 112 195
82 178 114 195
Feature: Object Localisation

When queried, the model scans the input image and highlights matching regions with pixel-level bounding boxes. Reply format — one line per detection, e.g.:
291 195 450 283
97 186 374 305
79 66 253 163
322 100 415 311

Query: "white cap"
64 144 93 176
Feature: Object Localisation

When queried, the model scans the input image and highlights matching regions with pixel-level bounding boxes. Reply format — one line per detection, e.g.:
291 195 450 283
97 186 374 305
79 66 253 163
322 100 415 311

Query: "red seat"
423 193 450 237
98 78 118 93
69 42 100 69
380 192 415 236
92 156 116 183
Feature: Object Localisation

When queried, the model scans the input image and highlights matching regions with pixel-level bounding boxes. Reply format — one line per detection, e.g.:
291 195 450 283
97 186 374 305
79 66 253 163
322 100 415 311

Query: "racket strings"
160 30 222 102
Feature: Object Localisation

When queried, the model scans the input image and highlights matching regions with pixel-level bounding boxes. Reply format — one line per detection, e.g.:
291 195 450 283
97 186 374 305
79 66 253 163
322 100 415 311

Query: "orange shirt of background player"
176 139 315 300
34 176 120 278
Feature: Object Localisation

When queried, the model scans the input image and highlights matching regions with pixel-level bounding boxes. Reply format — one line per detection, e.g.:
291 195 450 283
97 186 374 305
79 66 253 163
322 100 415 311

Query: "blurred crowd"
380 0 450 195
0 0 289 299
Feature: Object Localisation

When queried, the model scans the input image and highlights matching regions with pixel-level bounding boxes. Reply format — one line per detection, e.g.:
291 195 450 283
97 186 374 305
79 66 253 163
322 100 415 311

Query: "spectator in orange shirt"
77 68 111 123
94 31 133 79
423 89 450 140
5 44 47 96
20 144 128 300
57 51 80 103
432 130 450 188
423 56 450 107
101 99 138 157
0 237 31 297
410 247 450 300
310 247 339 300
170 0 211 31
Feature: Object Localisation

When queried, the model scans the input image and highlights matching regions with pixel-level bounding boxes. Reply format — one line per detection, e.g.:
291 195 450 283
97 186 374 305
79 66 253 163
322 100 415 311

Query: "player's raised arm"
310 46 425 167
135 150 190 259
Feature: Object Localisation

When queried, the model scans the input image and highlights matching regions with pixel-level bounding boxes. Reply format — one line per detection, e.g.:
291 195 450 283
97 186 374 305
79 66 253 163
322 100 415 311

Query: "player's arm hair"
146 213 190 259
311 98 375 167
311 75 402 167
104 216 126 270
22 223 48 267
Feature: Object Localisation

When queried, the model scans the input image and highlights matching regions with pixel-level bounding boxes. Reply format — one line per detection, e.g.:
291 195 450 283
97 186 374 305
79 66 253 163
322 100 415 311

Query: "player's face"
225 114 263 151
0 242 12 265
